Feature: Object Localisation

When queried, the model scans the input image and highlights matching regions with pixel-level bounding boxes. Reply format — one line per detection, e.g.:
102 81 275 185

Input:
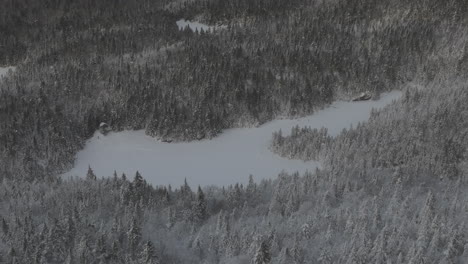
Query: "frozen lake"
63 91 402 187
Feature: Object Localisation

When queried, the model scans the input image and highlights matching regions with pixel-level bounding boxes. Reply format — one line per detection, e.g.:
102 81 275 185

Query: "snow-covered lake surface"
176 19 223 32
0 66 15 79
64 91 402 187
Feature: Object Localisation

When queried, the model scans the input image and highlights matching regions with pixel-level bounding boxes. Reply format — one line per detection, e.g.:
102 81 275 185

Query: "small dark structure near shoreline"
352 92 372 102
99 122 111 135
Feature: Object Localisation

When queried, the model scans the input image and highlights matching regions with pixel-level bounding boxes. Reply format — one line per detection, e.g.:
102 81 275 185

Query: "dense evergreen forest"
1 0 468 263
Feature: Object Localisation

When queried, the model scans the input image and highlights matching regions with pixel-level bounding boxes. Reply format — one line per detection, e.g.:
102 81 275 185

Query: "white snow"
176 19 222 32
0 66 15 79
63 91 402 187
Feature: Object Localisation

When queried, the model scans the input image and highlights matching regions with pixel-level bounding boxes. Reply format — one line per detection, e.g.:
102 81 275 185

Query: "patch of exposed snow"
0 66 15 79
63 91 402 187
176 19 224 32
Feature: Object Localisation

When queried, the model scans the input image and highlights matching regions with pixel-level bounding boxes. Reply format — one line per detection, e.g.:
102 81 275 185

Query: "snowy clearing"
63 91 402 187
176 19 224 32
0 66 15 79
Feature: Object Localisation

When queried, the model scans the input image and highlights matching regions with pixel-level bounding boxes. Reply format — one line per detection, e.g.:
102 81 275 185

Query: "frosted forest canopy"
0 0 468 263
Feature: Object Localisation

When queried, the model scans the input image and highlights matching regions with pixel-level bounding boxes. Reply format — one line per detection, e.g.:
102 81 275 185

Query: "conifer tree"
128 218 142 258
86 166 97 181
253 241 271 264
193 186 207 224
140 240 159 264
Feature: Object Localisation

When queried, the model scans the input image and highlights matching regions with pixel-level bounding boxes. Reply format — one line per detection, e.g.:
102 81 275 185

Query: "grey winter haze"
1 0 468 264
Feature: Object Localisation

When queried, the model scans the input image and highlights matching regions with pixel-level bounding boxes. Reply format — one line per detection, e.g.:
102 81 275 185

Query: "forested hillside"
1 81 467 263
1 0 468 263
2 0 467 180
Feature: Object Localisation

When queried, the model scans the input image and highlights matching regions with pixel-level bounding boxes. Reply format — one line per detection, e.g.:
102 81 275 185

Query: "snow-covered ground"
0 66 15 79
176 19 223 32
63 91 402 187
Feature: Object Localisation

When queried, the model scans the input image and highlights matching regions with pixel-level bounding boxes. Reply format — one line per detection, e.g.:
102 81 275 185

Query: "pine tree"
193 235 205 259
86 165 97 181
134 171 144 191
193 186 207 224
395 252 404 264
291 239 304 264
246 174 258 204
181 178 192 198
128 218 142 257
278 247 293 264
253 241 271 264
420 191 435 227
324 224 333 243
64 215 76 249
108 240 122 263
77 235 91 264
94 234 107 260
427 227 441 260
444 228 464 262
1 217 8 236
301 223 312 239
318 248 333 264
166 207 175 229
140 240 159 264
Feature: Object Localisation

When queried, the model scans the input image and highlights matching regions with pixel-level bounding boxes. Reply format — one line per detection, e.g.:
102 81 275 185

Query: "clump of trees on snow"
271 126 332 161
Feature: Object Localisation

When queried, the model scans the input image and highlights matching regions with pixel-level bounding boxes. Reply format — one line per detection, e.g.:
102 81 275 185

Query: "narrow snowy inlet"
64 91 402 187
176 19 223 32
0 66 15 79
